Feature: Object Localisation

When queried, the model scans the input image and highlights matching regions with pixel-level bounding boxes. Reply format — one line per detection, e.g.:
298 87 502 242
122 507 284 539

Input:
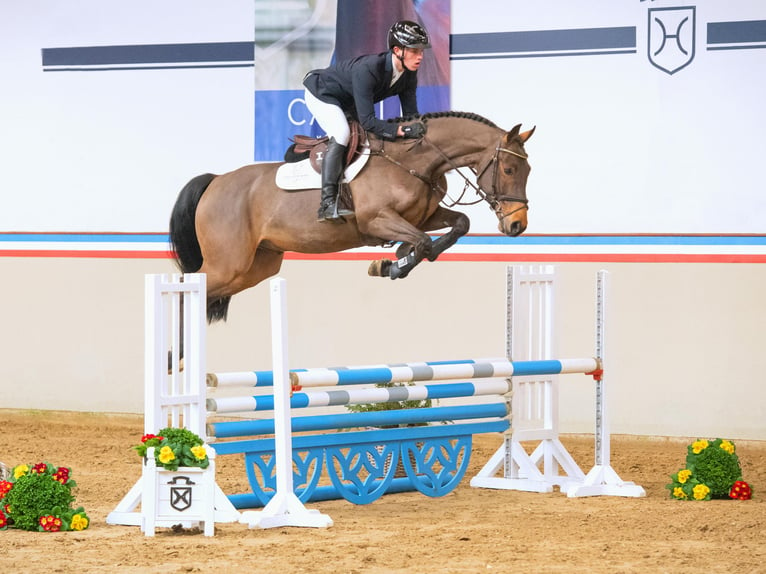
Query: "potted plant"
134 427 216 536
0 462 89 532
667 438 753 501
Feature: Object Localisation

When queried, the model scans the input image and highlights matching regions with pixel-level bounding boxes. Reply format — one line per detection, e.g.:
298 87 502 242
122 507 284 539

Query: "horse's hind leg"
200 245 284 320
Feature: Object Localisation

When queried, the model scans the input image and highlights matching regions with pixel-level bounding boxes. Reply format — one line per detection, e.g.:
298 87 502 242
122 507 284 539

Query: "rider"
303 20 431 222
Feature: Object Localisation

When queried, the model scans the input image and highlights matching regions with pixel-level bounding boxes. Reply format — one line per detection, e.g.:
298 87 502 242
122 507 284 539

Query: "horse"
169 111 534 323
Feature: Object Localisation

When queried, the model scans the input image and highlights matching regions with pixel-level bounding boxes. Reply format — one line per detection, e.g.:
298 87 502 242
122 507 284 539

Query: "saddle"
284 121 366 173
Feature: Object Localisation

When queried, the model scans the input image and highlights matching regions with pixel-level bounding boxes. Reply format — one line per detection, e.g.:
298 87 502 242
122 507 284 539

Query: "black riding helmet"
388 20 431 50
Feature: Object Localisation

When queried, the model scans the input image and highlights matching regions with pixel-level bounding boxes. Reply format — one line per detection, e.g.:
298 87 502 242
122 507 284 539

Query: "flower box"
141 446 217 536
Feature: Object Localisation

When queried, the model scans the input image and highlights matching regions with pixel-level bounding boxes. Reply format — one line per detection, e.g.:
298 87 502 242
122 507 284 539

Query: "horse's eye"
504 167 514 175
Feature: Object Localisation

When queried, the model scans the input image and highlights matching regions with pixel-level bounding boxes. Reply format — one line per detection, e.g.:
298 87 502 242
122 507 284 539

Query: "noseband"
474 144 530 221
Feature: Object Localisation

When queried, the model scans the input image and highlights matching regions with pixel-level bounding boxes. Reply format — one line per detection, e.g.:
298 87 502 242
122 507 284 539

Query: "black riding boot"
317 138 354 223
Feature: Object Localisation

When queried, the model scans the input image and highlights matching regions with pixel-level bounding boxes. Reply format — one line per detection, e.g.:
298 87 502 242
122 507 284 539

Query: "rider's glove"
401 122 426 139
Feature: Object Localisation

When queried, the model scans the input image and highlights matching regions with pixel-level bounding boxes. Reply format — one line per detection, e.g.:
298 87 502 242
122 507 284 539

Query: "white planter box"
141 446 217 537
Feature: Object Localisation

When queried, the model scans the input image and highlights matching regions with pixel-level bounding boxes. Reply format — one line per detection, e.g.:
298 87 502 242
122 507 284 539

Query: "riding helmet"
388 20 431 50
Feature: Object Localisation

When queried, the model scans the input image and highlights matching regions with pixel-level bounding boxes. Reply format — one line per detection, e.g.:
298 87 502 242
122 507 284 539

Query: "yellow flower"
673 487 688 499
691 439 709 454
692 483 711 500
720 440 735 454
70 513 89 531
158 445 176 464
13 465 29 479
677 469 692 484
190 445 207 461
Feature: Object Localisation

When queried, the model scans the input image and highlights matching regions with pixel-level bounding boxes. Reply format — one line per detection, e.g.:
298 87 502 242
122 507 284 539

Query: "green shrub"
134 427 209 471
685 438 742 498
0 463 89 531
667 438 746 501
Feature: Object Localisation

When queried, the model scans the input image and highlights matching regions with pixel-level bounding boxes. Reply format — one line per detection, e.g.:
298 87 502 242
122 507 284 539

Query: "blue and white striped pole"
288 358 600 388
207 357 601 389
207 379 512 413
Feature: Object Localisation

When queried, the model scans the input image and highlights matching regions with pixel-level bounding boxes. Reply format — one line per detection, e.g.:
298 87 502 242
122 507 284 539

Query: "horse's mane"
389 111 499 129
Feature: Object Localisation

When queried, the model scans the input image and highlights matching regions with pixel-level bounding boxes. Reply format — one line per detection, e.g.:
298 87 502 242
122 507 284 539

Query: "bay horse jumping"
169 111 534 323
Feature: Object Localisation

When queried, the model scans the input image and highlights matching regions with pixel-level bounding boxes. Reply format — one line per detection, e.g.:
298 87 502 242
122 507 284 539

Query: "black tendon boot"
317 138 353 222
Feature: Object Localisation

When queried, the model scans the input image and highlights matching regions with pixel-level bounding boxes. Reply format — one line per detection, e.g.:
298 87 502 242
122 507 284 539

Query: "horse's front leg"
363 210 433 280
417 206 470 262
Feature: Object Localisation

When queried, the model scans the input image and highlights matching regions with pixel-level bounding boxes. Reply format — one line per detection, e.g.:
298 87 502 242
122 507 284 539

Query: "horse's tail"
169 173 215 273
169 173 231 323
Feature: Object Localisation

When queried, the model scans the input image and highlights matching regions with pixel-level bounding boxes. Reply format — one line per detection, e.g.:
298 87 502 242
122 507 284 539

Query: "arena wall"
2 257 764 440
1 1 764 440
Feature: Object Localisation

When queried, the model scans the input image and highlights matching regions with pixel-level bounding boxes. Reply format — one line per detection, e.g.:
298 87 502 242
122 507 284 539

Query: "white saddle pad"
275 145 371 191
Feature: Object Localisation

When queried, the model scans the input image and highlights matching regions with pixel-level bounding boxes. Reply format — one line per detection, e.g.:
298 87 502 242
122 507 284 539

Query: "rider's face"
397 47 424 72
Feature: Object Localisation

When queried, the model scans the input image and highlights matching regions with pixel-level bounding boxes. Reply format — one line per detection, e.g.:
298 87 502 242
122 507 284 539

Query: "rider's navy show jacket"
303 51 419 141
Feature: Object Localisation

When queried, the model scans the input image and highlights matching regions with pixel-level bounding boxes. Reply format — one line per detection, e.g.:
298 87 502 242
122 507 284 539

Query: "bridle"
371 133 530 221
471 144 529 221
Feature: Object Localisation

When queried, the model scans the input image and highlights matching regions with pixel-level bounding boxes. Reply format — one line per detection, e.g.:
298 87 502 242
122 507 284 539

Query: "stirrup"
317 199 353 223
317 203 345 223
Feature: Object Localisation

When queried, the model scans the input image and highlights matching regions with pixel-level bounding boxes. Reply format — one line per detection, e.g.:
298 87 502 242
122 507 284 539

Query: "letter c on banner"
288 97 317 126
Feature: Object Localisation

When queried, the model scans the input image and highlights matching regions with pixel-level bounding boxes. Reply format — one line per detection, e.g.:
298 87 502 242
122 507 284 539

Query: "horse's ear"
519 126 536 143
507 124 522 140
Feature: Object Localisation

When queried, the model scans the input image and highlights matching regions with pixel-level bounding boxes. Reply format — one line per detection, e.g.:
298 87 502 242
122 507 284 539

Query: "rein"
371 134 529 220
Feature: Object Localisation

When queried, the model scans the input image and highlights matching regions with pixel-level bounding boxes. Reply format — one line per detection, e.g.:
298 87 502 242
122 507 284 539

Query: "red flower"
141 434 163 443
39 515 62 532
0 480 12 498
32 462 48 474
52 468 70 484
729 480 752 500
0 509 7 529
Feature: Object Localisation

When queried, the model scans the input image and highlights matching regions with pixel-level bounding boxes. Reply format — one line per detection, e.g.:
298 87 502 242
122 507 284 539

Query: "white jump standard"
470 266 645 498
106 274 241 535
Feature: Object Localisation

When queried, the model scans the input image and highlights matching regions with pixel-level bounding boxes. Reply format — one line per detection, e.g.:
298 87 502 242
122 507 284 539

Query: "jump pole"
239 278 333 529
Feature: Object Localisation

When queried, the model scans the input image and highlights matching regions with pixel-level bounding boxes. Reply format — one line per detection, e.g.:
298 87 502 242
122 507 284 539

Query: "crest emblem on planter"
167 475 195 512
648 6 696 75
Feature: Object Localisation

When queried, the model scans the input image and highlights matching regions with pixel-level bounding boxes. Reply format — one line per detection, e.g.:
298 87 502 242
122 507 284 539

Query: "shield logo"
168 475 195 512
648 7 696 75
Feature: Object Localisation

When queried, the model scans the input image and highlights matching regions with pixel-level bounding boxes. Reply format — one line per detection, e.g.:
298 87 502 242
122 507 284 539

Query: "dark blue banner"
254 0 450 162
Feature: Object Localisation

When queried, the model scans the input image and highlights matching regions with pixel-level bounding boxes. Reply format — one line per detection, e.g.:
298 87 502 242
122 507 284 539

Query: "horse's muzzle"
496 206 528 237
501 218 527 237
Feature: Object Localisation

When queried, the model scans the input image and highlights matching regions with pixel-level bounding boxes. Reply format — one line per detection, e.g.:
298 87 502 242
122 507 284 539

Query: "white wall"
0 0 255 232
2 1 765 233
451 0 766 234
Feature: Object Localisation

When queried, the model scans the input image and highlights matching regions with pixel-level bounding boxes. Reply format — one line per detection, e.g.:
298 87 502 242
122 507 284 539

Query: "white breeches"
304 88 351 146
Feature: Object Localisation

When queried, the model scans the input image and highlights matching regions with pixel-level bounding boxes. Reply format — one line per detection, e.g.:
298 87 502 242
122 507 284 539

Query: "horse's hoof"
368 259 392 277
167 351 185 374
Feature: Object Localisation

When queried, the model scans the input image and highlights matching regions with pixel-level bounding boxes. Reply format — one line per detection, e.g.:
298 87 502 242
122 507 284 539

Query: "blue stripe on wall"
42 42 254 67
3 233 764 247
454 235 766 246
450 27 636 56
707 20 766 44
41 20 765 69
0 233 168 243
